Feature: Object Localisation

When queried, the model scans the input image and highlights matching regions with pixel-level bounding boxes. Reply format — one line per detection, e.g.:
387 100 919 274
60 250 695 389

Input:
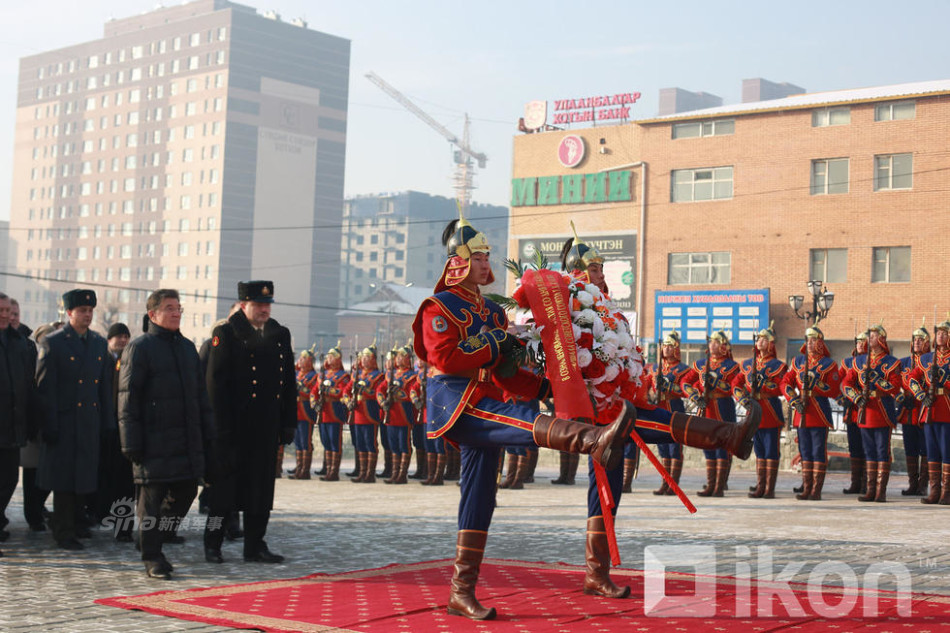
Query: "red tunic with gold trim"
781 355 841 428
310 368 350 424
735 356 787 429
342 369 384 425
376 367 416 427
411 284 545 439
842 351 900 429
908 349 950 422
680 357 743 422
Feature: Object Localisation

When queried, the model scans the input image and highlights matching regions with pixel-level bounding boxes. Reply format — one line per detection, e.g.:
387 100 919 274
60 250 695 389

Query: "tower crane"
366 71 487 215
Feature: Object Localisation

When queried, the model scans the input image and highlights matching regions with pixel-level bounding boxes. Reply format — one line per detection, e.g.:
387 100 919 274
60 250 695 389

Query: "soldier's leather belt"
936 388 945 396
431 368 493 383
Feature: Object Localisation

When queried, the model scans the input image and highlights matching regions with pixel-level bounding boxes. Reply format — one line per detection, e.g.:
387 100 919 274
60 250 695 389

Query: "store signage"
552 92 641 124
511 170 632 207
557 135 586 168
654 289 771 345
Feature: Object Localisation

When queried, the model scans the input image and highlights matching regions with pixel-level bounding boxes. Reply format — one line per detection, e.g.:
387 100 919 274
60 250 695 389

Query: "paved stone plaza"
0 453 947 631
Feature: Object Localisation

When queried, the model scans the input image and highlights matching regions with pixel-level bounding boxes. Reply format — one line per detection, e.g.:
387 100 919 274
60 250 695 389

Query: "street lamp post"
788 280 835 431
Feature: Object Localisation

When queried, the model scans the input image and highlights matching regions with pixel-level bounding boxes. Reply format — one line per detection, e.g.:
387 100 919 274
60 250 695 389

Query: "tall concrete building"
340 191 508 309
7 0 349 344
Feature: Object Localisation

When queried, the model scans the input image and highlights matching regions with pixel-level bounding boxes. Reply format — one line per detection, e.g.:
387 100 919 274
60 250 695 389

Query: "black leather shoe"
57 538 85 550
225 527 244 541
163 534 186 544
205 547 224 563
145 560 173 580
28 522 47 533
244 547 285 563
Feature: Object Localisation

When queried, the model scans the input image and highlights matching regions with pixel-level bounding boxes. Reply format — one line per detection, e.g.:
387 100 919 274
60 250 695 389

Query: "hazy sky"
1 0 948 220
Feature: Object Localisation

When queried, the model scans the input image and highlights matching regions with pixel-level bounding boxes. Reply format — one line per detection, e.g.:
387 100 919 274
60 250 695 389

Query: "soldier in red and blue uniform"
838 333 867 495
908 318 950 505
680 330 746 497
736 323 787 499
412 216 640 621
641 331 689 496
289 350 318 480
310 343 349 482
376 345 416 484
781 324 841 501
408 358 428 481
342 344 384 484
842 324 901 502
897 324 930 496
410 361 446 486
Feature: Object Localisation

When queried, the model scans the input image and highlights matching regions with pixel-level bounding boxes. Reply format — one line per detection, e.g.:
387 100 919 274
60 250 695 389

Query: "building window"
672 119 735 139
812 107 850 127
872 246 910 283
811 158 849 195
671 167 733 202
874 101 915 122
810 248 847 283
668 252 731 285
874 153 912 191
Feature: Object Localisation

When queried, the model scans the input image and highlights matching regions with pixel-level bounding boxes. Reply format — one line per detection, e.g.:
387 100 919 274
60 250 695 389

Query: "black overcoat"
0 325 37 449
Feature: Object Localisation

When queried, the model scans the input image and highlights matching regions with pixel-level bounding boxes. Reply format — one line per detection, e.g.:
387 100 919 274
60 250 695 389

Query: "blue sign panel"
655 289 770 345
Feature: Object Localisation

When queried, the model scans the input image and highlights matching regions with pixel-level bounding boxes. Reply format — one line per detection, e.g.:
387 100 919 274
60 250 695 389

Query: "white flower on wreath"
591 315 605 339
575 290 594 308
576 309 598 327
576 347 592 368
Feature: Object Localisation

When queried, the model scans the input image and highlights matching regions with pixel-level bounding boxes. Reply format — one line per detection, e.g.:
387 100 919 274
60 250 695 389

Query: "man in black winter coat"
118 289 214 579
0 292 38 555
203 281 296 564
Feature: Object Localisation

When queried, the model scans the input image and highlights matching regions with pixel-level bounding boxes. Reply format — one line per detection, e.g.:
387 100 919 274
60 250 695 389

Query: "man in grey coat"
119 289 214 579
36 289 113 550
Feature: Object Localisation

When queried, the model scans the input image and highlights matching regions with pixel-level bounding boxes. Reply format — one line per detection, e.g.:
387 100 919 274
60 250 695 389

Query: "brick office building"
510 79 950 362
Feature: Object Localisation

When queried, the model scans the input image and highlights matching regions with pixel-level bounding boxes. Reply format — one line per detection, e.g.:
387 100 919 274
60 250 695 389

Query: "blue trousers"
377 422 391 451
411 424 426 452
293 419 313 451
901 424 926 458
860 427 892 463
657 443 683 459
425 435 445 454
753 427 781 460
923 422 950 464
845 422 864 458
352 424 378 453
797 426 828 463
322 422 342 452
386 425 412 455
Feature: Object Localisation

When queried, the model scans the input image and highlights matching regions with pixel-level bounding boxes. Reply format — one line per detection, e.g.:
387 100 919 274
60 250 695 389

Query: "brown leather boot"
430 454 446 486
668 401 761 460
748 458 766 498
875 461 890 502
275 444 285 478
795 462 813 500
565 453 580 485
379 450 393 480
286 450 304 479
921 462 942 504
711 459 729 497
811 462 826 500
843 457 865 494
523 450 538 484
509 455 528 490
314 449 329 477
446 530 496 620
665 458 683 495
696 459 717 497
551 452 571 484
362 452 378 483
901 456 920 496
420 454 438 485
350 452 367 483
444 449 461 481
858 462 879 502
411 450 428 480
384 452 400 484
919 457 930 497
939 464 950 505
763 459 779 499
582 515 630 599
392 454 411 484
651 458 670 495
498 453 519 489
320 451 340 481
531 402 636 471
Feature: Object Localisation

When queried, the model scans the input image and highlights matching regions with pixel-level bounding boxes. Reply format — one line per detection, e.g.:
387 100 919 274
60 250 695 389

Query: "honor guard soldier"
35 289 113 550
737 323 787 499
204 281 296 564
310 343 350 481
839 333 868 495
781 324 841 501
413 214 645 621
342 343 384 483
842 324 901 503
642 331 689 496
376 345 416 484
897 322 930 496
680 330 745 497
411 361 446 485
908 317 950 504
288 350 318 480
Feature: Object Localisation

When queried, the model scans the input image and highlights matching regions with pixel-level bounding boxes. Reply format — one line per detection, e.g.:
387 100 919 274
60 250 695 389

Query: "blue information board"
654 289 770 345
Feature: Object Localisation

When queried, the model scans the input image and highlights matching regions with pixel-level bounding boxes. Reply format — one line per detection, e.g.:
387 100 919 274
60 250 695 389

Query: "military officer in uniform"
36 289 113 549
842 324 901 503
310 343 350 481
839 333 868 495
897 323 930 496
289 350 318 480
204 281 296 564
342 344 384 483
377 345 416 484
908 317 950 505
641 331 689 495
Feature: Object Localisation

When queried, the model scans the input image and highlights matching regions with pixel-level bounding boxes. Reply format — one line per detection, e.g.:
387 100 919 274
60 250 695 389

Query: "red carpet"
96 559 950 632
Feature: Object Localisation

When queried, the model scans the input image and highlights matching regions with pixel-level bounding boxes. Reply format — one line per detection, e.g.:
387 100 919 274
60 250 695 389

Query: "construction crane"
366 71 487 215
